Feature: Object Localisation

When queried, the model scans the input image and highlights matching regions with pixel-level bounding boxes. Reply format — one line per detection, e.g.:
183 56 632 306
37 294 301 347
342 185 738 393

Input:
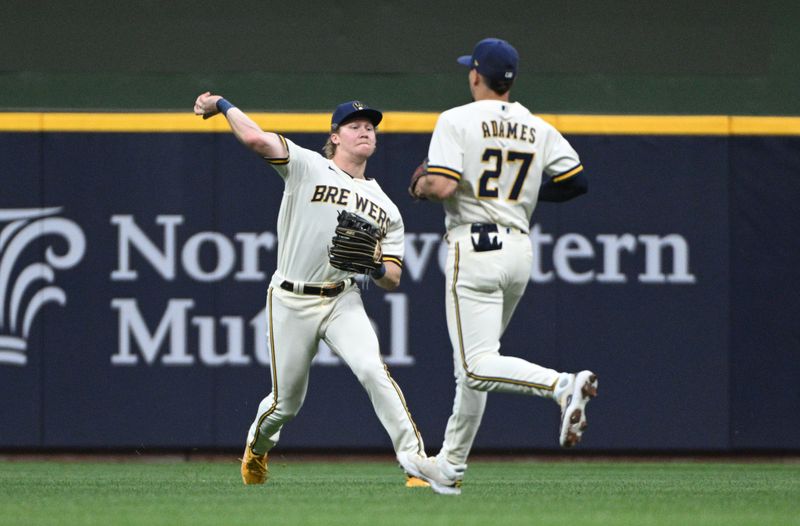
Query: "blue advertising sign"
0 129 797 451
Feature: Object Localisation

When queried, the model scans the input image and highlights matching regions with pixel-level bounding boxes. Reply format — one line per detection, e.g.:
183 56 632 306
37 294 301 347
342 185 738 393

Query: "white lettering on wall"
235 233 276 281
193 316 250 365
553 233 595 284
596 234 637 283
530 225 695 284
104 215 697 368
111 215 183 280
110 215 275 282
410 225 696 285
638 234 697 283
530 223 555 282
404 233 441 282
111 298 194 365
182 232 236 282
110 293 414 367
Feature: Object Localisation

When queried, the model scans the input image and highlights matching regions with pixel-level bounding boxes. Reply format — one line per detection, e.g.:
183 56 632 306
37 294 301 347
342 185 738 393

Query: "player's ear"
469 69 481 87
330 132 339 145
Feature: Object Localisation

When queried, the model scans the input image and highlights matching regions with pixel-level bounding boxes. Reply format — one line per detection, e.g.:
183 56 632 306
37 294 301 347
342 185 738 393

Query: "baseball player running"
407 38 598 495
193 94 432 489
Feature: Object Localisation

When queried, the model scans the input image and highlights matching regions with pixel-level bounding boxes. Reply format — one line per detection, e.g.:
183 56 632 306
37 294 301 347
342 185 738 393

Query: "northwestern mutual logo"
0 208 86 366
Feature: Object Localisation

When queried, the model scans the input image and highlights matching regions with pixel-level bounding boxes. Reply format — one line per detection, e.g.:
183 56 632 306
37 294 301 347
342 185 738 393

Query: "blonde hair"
323 134 337 159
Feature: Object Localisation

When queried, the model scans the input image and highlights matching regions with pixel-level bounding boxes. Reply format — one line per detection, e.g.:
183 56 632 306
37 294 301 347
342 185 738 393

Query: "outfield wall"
3 1 799 114
0 114 798 451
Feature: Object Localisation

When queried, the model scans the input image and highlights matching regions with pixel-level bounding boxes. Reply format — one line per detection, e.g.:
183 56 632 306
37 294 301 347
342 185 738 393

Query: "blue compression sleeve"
538 171 588 202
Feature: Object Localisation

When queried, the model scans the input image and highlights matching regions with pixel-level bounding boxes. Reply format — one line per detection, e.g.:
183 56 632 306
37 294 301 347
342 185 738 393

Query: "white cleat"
558 370 598 448
397 452 464 495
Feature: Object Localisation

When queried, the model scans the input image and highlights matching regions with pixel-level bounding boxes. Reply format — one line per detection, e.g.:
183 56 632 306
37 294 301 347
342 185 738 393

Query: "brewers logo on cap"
331 100 383 128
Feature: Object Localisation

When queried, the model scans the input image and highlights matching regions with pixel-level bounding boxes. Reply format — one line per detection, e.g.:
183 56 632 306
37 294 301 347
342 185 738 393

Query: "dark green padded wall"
2 0 798 113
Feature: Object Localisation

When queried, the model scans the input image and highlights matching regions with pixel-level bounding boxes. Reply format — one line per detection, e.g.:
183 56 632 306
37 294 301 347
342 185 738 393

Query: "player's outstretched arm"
372 261 402 291
193 91 287 159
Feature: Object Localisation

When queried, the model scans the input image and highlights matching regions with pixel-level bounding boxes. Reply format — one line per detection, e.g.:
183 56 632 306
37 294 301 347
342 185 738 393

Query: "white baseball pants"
439 225 560 466
246 280 425 457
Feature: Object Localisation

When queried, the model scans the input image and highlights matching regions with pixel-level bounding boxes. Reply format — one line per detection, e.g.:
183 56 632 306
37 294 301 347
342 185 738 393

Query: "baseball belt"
279 278 355 297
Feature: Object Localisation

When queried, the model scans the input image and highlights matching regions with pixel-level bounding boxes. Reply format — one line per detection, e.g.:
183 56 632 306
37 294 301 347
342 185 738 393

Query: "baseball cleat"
558 370 598 448
405 474 431 488
397 452 464 495
240 445 269 484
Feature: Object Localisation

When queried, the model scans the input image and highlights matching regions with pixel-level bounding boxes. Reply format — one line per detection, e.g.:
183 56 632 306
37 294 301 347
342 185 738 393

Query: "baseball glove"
328 210 384 274
408 158 429 199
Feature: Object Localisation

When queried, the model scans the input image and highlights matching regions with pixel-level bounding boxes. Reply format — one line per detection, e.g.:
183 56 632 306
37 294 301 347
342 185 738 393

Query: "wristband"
216 98 235 116
370 263 387 280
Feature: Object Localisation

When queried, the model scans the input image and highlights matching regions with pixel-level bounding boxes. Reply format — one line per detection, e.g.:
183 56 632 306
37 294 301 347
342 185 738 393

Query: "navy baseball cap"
331 100 383 129
457 38 519 82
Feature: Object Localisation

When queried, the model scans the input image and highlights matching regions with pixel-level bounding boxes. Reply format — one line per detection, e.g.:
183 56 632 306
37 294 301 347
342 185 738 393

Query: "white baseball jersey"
266 136 404 283
427 100 583 232
246 134 425 460
428 99 590 470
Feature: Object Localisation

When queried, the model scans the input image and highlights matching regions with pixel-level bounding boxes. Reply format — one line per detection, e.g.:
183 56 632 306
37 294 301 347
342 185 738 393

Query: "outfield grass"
0 459 798 526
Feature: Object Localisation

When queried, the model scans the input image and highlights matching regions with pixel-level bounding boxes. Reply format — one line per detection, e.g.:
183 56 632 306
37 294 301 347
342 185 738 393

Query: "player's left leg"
447 236 561 398
438 376 486 467
434 372 483 490
322 287 426 458
322 288 440 490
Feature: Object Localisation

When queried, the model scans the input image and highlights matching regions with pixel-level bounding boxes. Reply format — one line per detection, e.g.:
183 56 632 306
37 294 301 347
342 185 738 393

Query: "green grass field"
1 458 798 526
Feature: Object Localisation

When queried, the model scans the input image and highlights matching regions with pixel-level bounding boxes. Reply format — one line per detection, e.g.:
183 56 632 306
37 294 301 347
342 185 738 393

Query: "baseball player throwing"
408 38 598 495
193 94 432 488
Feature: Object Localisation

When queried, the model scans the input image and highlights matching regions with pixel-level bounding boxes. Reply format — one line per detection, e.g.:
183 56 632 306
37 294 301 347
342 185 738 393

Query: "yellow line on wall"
547 115 731 135
0 112 798 135
730 116 800 135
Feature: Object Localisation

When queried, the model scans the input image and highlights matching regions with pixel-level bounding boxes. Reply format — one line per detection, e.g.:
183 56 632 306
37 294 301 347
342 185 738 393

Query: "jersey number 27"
477 148 534 201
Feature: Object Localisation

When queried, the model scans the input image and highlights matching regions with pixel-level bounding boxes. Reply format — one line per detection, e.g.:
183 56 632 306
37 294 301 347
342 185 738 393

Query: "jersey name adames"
427 100 583 233
480 119 536 142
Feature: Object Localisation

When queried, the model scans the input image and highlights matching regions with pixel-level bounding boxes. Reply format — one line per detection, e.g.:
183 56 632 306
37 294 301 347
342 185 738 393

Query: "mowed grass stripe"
0 461 798 526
